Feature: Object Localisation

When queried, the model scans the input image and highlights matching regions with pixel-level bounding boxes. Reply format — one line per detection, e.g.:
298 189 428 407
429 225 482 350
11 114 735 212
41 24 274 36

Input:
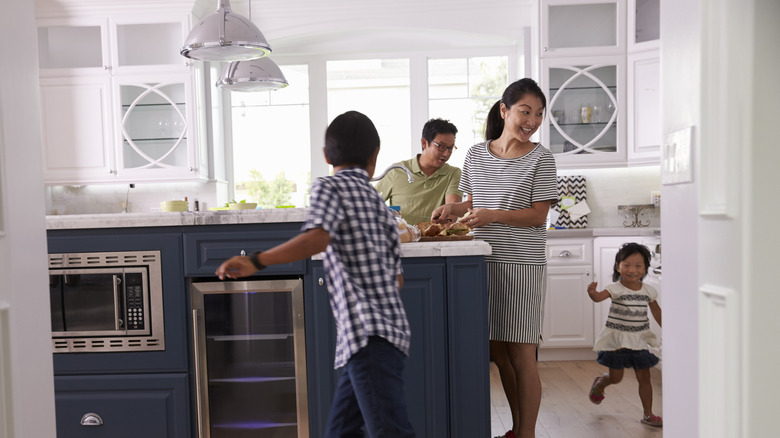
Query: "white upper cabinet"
541 55 627 168
628 0 660 52
37 8 205 185
627 49 660 165
539 0 659 169
540 0 626 57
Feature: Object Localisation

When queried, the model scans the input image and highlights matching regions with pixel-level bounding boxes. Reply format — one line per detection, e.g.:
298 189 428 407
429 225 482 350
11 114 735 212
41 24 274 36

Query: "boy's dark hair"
421 118 458 145
325 111 380 167
612 242 652 282
485 78 547 141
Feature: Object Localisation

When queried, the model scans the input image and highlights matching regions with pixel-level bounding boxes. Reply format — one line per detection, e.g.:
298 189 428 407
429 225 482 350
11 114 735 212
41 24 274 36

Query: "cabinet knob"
318 278 324 286
240 250 246 256
543 46 548 52
80 413 104 426
558 250 572 258
109 169 116 174
103 65 111 71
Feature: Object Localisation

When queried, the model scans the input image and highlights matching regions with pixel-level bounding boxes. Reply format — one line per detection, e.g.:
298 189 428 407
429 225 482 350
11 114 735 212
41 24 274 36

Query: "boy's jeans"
325 336 416 438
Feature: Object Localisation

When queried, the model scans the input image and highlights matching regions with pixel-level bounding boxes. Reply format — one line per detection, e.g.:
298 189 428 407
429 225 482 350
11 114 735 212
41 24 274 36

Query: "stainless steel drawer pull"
80 413 103 426
318 278 324 286
558 250 572 257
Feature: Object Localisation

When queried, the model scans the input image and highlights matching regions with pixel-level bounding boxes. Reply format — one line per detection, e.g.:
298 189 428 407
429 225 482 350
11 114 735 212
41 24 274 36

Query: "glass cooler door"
191 279 308 438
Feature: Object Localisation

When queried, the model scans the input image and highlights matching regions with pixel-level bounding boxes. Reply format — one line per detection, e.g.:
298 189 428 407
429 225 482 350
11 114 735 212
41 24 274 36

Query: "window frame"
222 47 519 202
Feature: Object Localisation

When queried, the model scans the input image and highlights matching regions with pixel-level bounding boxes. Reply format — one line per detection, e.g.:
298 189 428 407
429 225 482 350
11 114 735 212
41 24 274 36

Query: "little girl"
586 242 663 427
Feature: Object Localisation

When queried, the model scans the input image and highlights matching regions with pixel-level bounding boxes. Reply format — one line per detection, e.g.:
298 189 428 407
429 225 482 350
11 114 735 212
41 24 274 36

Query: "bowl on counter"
160 200 188 212
228 202 257 210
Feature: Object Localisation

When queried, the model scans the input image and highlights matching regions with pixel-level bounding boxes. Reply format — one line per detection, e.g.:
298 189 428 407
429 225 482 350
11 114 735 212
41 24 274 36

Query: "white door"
0 1 58 437
662 0 780 436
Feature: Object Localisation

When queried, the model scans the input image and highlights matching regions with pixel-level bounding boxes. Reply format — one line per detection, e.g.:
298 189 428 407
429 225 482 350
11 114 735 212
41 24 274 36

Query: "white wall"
660 0 701 435
0 0 58 436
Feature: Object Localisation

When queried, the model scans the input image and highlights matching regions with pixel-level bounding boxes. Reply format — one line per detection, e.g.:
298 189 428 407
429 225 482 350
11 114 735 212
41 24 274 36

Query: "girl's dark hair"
324 111 380 167
612 242 652 282
484 78 547 141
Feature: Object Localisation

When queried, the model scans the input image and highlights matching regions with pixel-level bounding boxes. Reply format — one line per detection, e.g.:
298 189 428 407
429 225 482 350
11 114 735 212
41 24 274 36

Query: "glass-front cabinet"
116 75 200 181
36 10 204 184
540 0 626 57
541 55 626 168
628 0 660 51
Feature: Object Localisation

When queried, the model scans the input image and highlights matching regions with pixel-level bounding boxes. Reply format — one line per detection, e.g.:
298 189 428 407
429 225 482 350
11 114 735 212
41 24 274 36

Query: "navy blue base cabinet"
47 224 489 438
305 256 489 438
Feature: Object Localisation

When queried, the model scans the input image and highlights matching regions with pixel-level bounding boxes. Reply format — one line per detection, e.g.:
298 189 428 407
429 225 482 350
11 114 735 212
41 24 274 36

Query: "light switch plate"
662 126 694 185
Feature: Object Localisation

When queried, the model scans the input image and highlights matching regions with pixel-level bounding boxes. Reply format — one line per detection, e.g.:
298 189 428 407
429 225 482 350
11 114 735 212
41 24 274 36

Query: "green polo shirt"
374 155 463 226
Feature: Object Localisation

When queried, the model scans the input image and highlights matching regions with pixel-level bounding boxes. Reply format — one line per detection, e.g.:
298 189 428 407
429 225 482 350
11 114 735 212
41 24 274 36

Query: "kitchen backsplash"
557 166 661 228
46 166 661 229
46 181 224 215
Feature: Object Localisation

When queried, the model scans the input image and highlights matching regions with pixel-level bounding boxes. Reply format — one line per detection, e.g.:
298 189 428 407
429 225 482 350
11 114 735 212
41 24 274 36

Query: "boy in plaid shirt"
216 110 415 437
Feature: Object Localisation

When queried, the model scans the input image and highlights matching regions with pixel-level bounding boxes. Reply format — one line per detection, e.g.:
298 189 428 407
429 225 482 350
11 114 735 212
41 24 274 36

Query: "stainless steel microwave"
48 250 165 353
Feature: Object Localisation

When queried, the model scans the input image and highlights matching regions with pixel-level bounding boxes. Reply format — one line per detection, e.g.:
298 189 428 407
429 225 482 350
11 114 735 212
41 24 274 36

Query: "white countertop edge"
311 240 492 260
548 227 660 237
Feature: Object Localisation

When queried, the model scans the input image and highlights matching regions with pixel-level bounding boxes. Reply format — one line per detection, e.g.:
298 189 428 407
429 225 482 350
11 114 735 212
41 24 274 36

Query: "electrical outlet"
651 191 661 207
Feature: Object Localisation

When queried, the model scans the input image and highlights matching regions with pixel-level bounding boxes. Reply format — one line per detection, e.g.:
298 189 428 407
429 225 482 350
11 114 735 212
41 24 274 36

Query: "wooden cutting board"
418 235 475 242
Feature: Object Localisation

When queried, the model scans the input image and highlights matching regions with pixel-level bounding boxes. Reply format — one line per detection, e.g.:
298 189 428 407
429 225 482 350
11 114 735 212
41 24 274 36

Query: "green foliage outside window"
240 170 296 208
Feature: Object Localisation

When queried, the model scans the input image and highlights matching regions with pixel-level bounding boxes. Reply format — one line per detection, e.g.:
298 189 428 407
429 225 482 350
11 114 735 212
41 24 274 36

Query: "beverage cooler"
190 280 308 438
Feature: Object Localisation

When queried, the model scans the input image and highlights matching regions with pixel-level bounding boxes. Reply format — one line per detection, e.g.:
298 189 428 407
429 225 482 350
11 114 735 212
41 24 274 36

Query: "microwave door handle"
114 275 123 330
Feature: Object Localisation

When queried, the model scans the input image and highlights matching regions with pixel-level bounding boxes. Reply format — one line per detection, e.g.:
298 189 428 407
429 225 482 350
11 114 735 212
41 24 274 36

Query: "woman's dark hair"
612 242 652 282
324 111 380 167
421 118 458 144
484 78 547 141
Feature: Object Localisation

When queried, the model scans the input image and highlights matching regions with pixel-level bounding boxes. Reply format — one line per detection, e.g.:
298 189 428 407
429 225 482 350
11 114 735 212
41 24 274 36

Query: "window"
428 56 508 169
226 53 512 204
230 65 310 208
327 59 411 174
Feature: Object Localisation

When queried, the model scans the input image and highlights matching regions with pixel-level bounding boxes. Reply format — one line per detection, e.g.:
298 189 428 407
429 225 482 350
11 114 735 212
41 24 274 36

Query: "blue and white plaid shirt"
304 167 411 368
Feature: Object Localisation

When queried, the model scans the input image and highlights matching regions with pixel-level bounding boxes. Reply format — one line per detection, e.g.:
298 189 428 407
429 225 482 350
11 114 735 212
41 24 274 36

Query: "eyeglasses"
431 141 457 153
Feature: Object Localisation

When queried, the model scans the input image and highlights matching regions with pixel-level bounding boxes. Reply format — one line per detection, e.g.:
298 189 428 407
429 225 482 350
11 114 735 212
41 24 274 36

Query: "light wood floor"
490 360 663 438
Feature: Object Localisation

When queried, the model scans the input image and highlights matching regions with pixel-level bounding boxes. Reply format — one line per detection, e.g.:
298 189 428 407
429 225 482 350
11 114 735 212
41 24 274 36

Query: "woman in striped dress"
432 78 558 438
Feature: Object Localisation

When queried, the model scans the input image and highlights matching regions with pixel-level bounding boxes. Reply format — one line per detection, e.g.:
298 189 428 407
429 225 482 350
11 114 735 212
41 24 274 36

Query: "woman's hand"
458 208 494 228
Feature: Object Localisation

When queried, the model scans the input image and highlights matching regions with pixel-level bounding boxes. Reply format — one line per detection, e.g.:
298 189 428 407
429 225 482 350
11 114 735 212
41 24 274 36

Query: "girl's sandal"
589 376 605 405
641 415 663 427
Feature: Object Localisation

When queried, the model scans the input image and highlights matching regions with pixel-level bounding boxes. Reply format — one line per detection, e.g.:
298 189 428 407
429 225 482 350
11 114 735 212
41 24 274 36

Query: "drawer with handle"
546 238 593 265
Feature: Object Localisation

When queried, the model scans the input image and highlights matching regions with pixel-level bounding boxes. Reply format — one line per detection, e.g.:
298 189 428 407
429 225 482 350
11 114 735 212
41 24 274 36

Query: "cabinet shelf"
124 137 188 143
551 122 614 127
122 102 185 109
550 85 617 92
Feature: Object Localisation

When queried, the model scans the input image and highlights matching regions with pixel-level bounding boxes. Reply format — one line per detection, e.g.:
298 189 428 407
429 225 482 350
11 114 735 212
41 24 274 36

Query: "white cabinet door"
542 265 594 348
541 55 627 169
627 0 660 52
540 0 627 58
627 49 660 165
39 76 115 184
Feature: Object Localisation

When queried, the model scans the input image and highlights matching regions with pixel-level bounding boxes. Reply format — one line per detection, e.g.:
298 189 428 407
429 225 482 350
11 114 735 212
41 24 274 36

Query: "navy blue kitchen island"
46 210 491 438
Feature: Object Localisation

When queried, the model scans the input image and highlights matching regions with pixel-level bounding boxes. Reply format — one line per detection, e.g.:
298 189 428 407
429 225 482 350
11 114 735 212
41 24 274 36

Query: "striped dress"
459 141 558 343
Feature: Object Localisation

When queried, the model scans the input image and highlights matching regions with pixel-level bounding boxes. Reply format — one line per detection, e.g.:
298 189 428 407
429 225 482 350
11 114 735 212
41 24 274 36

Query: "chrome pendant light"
181 0 271 62
217 57 289 92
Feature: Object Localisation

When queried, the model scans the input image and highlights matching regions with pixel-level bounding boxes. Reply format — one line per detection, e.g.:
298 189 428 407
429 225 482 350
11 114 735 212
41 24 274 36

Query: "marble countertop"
45 209 492 258
45 208 309 230
548 227 660 237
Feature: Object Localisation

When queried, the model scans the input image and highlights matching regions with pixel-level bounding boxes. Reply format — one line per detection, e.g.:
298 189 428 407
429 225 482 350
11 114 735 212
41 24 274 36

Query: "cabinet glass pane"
117 23 181 66
120 83 188 170
549 3 617 49
634 0 660 43
204 291 299 437
38 26 102 69
548 65 618 154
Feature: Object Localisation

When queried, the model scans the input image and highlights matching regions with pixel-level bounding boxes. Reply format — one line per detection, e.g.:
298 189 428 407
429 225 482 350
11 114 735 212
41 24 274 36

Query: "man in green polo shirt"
375 118 463 226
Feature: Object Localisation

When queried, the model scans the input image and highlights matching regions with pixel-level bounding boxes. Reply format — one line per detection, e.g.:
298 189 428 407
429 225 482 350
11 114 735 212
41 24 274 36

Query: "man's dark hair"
421 118 458 144
324 111 380 167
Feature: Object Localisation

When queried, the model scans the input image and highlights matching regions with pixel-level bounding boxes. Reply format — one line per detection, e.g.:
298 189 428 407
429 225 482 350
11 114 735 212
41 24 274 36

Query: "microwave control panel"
125 272 145 330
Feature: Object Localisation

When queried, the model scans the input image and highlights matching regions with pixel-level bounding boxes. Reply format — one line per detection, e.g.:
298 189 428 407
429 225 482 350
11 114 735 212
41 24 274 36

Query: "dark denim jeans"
325 336 415 438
